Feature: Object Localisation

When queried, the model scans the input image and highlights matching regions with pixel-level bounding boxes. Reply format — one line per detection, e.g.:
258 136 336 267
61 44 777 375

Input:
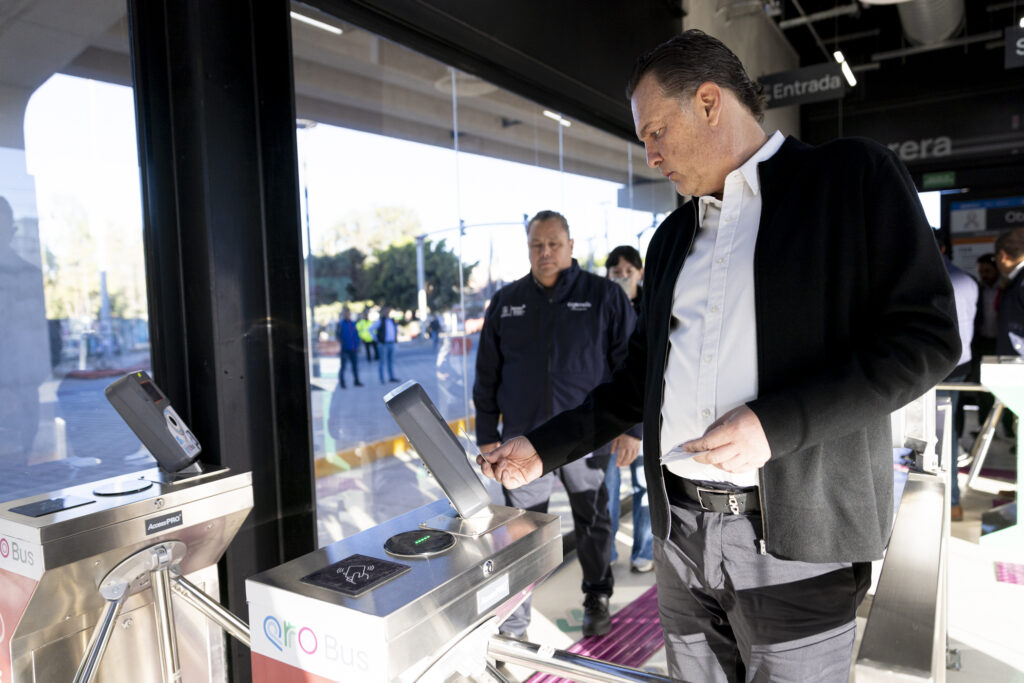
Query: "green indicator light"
414 534 432 545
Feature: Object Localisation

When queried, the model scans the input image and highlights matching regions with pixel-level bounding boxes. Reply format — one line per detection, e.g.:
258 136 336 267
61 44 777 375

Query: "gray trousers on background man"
499 453 614 636
655 502 870 682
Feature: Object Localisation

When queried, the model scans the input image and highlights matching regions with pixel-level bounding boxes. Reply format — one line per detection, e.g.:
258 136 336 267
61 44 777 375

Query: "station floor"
314 404 1024 682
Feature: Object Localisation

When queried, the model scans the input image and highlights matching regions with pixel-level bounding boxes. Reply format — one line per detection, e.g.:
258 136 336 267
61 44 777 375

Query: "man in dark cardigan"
478 31 960 682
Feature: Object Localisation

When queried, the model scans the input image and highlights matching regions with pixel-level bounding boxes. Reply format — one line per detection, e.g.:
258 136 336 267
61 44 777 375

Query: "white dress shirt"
660 130 785 486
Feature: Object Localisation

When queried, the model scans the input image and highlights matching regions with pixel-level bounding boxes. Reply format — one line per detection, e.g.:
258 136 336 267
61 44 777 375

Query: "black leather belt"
664 470 760 515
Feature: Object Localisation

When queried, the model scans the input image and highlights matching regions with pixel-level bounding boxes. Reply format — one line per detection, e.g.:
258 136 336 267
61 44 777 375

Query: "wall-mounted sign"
922 170 956 190
950 196 1024 234
758 63 847 109
1006 26 1024 69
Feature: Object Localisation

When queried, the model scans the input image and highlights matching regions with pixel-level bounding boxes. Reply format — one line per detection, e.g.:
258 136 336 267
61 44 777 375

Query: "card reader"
105 371 202 472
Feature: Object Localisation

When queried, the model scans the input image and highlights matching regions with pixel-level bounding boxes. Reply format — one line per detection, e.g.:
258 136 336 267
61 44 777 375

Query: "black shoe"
389 377 400 382
582 593 611 637
339 382 346 389
354 381 364 387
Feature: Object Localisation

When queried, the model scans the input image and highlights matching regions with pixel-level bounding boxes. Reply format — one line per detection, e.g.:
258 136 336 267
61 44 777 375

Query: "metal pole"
487 635 682 683
172 574 251 648
966 399 1005 490
416 235 428 322
151 567 182 683
72 597 125 683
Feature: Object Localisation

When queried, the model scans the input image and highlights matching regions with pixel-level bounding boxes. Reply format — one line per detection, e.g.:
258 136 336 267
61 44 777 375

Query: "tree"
318 206 422 255
365 238 475 313
311 247 367 306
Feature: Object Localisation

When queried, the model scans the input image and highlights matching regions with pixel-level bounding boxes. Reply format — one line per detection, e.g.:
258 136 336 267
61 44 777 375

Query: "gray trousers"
499 454 614 636
656 502 870 682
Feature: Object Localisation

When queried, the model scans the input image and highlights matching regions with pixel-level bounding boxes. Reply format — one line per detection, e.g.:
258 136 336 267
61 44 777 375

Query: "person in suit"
994 228 1024 356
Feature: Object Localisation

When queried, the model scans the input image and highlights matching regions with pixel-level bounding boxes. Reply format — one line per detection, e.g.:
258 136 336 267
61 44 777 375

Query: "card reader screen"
300 554 410 597
139 379 163 403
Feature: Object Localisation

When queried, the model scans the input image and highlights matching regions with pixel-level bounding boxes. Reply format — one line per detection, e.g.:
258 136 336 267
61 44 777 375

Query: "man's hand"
478 442 500 455
684 405 771 473
610 434 642 467
476 436 543 489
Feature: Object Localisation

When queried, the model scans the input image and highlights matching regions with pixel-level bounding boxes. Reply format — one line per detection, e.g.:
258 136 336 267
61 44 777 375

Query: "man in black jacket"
474 210 635 638
478 32 959 682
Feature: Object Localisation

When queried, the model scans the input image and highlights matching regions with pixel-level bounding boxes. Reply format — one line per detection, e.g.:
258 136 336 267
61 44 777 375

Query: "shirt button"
701 409 711 418
710 305 719 313
704 354 713 363
716 257 726 265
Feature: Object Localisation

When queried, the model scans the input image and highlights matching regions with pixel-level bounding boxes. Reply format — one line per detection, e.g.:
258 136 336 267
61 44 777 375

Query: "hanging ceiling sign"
758 63 847 109
1006 26 1024 69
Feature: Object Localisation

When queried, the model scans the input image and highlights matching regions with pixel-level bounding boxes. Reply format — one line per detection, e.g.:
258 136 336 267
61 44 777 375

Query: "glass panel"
290 3 672 545
0 4 153 504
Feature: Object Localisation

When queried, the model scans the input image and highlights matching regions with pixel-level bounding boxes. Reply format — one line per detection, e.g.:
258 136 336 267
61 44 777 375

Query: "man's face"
978 262 999 286
996 251 1018 277
608 260 643 299
528 218 573 287
631 74 719 198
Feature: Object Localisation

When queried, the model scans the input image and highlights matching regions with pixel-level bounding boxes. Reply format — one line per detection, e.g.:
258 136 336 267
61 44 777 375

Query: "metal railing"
855 398 951 681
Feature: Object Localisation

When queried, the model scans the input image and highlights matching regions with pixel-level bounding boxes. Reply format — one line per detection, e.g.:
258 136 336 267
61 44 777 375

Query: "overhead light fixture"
1019 16 1024 29
290 11 343 35
833 50 858 88
542 110 571 127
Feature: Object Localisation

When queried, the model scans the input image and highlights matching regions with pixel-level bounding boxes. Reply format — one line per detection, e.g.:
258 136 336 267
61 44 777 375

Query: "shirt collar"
1010 260 1024 282
696 130 785 228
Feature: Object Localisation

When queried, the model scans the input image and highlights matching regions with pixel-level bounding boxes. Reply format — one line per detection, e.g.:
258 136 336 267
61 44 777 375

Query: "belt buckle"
696 486 741 515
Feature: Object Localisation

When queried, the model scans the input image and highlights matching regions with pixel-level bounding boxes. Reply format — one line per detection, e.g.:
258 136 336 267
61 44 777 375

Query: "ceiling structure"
3 0 1022 189
757 0 1021 99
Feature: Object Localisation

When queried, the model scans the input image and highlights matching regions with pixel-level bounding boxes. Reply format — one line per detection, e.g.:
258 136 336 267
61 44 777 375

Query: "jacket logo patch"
566 301 592 311
500 304 527 318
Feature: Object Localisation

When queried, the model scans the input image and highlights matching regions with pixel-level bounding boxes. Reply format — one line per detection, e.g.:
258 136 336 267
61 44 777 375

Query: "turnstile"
247 497 562 682
0 466 252 682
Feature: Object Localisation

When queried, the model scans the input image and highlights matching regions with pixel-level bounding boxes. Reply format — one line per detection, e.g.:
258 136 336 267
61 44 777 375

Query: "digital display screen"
139 379 163 403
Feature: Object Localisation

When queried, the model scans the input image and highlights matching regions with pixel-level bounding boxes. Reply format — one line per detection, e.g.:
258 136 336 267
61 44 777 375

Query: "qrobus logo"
262 615 369 672
263 615 318 654
0 537 34 566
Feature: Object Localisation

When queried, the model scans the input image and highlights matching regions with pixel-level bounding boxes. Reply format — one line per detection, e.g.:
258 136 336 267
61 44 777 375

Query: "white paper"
660 443 709 466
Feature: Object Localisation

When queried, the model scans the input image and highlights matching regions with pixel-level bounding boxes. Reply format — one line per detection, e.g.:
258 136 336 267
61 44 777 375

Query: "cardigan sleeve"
527 314 649 474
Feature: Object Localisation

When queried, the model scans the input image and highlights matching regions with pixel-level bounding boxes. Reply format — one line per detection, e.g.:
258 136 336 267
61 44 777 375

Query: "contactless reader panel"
105 371 201 472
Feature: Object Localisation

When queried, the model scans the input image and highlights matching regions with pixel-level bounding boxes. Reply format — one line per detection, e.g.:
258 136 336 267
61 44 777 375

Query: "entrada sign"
758 63 846 109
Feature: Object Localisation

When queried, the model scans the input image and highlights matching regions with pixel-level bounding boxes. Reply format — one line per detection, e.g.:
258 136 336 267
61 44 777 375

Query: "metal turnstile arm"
171 572 251 648
967 399 1005 490
487 634 682 683
72 596 127 683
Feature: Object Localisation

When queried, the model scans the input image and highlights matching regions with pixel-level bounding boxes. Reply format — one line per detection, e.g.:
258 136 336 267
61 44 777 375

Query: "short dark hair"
626 30 765 123
606 245 642 272
995 228 1024 260
977 253 996 266
526 210 570 237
